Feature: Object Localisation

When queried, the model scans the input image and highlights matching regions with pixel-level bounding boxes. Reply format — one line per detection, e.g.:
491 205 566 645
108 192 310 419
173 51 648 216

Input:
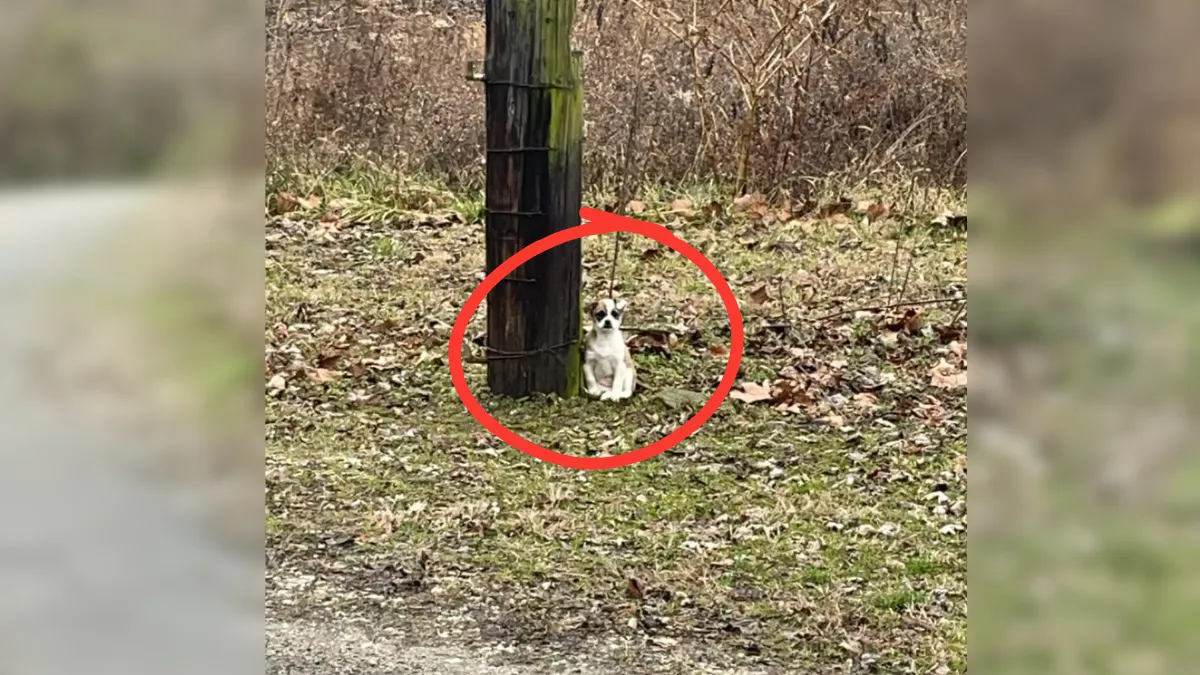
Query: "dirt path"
265 600 776 675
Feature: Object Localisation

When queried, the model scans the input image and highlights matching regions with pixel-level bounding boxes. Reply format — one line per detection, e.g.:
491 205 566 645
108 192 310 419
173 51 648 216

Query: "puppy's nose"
602 319 612 329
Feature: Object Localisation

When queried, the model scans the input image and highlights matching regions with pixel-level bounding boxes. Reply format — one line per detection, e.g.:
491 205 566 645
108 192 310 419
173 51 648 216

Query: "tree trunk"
483 0 584 397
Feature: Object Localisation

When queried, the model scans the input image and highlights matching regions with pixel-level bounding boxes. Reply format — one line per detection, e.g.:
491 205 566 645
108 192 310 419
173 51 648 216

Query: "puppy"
583 298 636 401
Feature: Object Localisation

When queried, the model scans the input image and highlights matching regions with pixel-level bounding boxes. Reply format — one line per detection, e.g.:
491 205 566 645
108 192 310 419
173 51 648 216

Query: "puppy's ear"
615 299 628 312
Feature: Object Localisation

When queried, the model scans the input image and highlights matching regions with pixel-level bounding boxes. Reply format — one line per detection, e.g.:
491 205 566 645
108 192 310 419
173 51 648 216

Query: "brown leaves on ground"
930 340 968 389
265 185 968 672
627 330 676 357
747 284 772 306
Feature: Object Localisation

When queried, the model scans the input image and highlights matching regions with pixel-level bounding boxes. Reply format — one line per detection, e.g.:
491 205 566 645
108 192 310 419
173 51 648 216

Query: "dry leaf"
625 577 645 600
866 202 888 221
668 198 694 216
628 331 672 356
885 308 923 335
641 246 663 261
748 284 771 305
853 392 878 410
315 351 343 370
732 194 760 211
730 381 774 403
267 374 287 390
269 192 300 215
310 368 340 383
708 343 729 357
626 200 646 214
930 358 968 389
774 379 814 407
948 340 967 360
704 201 724 218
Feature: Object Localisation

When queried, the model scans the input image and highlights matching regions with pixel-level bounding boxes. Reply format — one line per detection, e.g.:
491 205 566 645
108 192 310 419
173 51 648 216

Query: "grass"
265 168 968 672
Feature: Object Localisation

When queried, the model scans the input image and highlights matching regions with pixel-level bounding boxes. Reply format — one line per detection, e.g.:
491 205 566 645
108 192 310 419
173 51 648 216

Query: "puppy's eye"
611 310 622 320
594 311 606 321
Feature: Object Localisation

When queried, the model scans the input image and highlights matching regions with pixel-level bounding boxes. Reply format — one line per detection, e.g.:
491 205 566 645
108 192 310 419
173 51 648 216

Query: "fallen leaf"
708 343 729 357
774 378 814 406
628 331 672 356
748 285 771 305
704 201 724 218
267 374 287 390
866 202 888 221
885 308 923 335
641 246 663 260
315 351 343 369
668 198 694 216
948 340 967 360
626 577 645 600
627 200 646 214
310 368 340 383
853 392 878 409
930 358 968 389
750 202 771 221
730 380 774 404
269 192 300 215
732 193 764 211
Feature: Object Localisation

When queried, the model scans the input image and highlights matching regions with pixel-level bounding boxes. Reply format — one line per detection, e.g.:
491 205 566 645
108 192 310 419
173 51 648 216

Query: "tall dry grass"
266 0 966 196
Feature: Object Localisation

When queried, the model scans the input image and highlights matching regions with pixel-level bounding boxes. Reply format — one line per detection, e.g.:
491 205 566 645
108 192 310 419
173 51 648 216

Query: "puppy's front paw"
599 390 617 401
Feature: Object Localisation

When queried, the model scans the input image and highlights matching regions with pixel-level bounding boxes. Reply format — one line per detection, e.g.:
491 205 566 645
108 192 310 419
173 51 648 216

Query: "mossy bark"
484 0 584 398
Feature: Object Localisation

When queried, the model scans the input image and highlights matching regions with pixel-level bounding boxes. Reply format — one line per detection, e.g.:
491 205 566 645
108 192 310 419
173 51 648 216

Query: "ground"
265 172 968 674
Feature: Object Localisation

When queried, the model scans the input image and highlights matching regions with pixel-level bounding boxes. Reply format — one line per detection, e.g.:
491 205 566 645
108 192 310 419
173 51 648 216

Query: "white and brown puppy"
583 298 636 401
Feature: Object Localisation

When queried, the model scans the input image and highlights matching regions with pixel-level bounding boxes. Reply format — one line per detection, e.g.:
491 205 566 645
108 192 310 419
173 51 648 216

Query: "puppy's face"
591 298 627 332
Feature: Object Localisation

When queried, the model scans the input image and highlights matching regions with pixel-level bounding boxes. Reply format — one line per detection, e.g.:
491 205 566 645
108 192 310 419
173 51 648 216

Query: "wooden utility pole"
479 0 584 397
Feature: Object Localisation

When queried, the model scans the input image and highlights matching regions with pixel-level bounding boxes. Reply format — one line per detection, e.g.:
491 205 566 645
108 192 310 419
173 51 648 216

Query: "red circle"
448 207 745 470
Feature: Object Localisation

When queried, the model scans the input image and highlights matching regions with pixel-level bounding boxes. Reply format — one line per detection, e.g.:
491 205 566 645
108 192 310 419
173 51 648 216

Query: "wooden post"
482 0 584 397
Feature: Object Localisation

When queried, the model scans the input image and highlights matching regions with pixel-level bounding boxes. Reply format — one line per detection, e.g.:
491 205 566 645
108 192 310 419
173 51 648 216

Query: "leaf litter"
266 185 967 672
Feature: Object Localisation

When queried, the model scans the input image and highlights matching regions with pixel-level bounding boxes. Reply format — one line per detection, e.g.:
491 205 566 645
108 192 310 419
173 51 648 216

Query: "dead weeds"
265 174 967 672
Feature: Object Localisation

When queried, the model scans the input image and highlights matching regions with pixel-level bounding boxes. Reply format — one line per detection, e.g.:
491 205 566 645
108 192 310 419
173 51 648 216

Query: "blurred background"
970 0 1200 673
0 1 262 674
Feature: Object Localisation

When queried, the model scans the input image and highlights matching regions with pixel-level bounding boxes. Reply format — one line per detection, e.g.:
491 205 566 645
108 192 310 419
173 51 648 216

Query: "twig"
812 296 964 323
